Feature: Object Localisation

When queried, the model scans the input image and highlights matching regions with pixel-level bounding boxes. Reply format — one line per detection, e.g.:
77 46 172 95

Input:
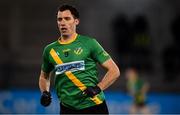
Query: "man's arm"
39 70 51 92
97 58 120 90
39 70 52 107
141 82 149 94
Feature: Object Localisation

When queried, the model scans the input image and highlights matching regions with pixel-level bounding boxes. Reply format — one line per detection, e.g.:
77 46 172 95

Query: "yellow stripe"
90 96 102 104
50 49 63 64
50 48 102 104
65 71 86 91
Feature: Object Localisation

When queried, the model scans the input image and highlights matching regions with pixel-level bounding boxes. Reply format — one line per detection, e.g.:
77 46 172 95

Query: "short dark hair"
57 5 79 19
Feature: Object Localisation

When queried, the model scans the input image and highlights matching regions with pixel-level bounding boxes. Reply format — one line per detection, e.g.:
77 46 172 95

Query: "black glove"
83 86 101 98
40 91 52 107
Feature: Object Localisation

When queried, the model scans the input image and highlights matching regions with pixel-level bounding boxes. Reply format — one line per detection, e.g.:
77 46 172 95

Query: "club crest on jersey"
55 60 85 75
64 52 69 57
63 49 71 57
74 47 83 55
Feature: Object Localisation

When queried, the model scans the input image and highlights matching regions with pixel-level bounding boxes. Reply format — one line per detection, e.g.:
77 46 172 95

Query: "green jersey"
127 78 146 104
41 34 110 109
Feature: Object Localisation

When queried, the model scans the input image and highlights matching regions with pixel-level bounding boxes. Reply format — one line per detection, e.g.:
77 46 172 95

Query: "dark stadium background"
0 0 180 114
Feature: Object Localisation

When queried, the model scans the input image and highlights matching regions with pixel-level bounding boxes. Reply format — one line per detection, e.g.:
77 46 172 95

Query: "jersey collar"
58 33 78 44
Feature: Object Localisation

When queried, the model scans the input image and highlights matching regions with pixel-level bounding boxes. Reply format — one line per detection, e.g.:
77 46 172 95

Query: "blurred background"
0 0 180 114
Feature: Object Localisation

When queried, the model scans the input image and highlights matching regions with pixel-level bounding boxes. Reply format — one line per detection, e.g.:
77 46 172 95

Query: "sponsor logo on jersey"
74 47 83 55
55 60 85 75
56 52 60 56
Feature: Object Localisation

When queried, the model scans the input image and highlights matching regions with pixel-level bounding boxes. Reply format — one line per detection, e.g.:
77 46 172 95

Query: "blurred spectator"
125 67 150 114
112 14 152 72
162 15 180 82
112 13 132 54
130 15 152 72
111 13 133 69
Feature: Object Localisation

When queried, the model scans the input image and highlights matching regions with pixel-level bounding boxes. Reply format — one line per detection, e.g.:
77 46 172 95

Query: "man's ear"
75 19 80 25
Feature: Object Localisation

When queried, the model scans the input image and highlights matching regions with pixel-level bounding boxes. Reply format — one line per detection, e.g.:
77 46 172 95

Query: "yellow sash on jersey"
50 48 102 105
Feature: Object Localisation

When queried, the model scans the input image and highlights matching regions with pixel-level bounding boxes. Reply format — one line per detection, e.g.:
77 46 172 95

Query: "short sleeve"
41 47 54 73
90 39 111 64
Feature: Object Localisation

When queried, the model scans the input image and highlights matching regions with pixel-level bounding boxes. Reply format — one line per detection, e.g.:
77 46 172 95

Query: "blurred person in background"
130 15 152 73
111 13 132 55
38 4 120 114
111 13 132 71
125 67 150 114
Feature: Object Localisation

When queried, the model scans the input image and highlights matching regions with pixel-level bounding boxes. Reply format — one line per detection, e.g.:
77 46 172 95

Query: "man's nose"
60 19 66 25
60 23 66 27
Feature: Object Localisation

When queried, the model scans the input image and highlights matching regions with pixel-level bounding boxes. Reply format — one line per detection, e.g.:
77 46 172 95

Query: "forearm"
39 71 51 93
39 77 50 92
141 83 149 94
98 67 120 90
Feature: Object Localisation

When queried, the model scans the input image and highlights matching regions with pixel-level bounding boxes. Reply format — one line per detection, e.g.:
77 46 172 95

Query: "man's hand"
83 86 101 98
40 91 52 107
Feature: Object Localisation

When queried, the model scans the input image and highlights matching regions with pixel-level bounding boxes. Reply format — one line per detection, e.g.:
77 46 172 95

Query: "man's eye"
65 17 71 20
57 18 62 21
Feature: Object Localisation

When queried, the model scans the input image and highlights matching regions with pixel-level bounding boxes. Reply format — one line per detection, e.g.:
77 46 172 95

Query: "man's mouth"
61 28 67 31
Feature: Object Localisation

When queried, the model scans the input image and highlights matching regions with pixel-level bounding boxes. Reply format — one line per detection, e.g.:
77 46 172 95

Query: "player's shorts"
60 101 109 114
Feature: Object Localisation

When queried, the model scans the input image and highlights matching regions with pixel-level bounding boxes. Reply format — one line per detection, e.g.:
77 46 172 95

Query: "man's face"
125 69 137 81
57 10 79 37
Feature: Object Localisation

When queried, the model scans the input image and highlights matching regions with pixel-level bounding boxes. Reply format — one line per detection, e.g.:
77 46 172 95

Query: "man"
125 67 150 114
39 5 120 114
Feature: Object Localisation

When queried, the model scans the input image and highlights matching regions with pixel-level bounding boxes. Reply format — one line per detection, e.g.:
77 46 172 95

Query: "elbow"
114 66 120 79
116 68 120 78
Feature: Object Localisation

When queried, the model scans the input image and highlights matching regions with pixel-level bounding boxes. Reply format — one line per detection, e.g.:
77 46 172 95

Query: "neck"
59 33 78 44
61 33 76 41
